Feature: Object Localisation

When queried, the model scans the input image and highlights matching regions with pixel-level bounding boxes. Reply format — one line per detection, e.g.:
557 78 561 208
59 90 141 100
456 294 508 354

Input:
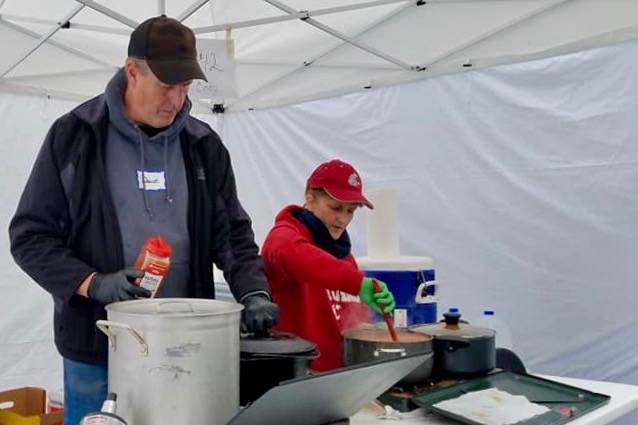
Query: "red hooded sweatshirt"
261 205 371 372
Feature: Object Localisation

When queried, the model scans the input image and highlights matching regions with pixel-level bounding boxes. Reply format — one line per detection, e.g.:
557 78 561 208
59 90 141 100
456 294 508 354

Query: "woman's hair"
304 185 327 198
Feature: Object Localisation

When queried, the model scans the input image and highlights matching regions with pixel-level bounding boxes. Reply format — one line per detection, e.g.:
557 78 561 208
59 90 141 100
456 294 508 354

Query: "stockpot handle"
374 348 407 358
96 320 149 357
156 300 195 313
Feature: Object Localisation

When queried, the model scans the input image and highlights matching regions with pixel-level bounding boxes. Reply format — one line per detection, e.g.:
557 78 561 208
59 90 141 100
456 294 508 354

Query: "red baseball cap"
307 160 374 209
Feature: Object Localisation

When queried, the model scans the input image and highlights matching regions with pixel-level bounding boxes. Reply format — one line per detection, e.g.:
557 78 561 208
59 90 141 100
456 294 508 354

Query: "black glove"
241 295 279 335
87 268 151 304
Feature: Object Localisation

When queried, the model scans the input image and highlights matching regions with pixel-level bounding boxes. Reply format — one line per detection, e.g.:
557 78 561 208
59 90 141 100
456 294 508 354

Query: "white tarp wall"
0 94 77 391
1 39 637 421
225 39 638 387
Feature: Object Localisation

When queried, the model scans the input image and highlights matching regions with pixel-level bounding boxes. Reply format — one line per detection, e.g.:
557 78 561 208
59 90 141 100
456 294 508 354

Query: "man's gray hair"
128 57 151 74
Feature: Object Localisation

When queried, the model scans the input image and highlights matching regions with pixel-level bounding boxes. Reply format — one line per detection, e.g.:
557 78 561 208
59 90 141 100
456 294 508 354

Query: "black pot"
342 326 434 385
411 311 495 377
240 331 318 405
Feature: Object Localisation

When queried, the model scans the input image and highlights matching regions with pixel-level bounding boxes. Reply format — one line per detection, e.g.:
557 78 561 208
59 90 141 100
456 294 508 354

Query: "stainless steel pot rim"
240 331 317 355
341 325 434 343
105 298 244 316
240 351 319 360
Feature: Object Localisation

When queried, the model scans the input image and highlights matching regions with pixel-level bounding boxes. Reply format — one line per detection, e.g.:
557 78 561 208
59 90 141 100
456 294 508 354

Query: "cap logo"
347 172 361 188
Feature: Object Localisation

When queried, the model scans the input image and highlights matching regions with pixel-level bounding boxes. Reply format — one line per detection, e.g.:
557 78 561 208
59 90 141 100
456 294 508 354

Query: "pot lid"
105 298 243 316
411 312 495 339
240 331 316 355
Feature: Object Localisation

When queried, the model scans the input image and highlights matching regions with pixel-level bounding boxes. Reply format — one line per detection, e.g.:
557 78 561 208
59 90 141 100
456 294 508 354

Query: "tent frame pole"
0 15 130 34
177 0 211 22
0 0 213 81
0 0 213 34
0 18 114 70
0 4 88 80
4 67 118 82
226 1 415 110
194 0 410 34
417 0 572 70
234 57 398 70
263 0 417 71
74 0 138 28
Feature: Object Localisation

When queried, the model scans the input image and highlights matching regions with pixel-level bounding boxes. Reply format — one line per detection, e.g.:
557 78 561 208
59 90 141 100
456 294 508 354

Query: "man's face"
126 61 192 128
305 192 360 240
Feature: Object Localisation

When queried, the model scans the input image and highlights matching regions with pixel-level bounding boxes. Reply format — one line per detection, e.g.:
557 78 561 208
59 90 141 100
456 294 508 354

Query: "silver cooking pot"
342 325 434 385
96 298 243 425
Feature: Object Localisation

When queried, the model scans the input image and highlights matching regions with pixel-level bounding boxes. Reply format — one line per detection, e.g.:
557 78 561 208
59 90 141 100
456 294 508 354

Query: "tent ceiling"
1 0 638 111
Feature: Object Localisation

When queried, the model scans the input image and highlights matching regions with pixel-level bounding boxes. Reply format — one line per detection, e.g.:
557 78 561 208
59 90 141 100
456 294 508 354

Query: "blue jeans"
63 358 108 425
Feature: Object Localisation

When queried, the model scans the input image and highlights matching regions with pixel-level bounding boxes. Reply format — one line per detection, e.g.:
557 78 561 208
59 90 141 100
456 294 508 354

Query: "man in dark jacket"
9 16 278 425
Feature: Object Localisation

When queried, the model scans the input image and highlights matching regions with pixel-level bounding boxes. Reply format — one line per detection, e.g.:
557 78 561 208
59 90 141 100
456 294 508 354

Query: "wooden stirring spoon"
372 278 398 342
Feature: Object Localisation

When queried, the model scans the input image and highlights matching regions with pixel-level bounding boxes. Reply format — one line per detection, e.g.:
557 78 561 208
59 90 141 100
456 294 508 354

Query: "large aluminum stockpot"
96 298 243 425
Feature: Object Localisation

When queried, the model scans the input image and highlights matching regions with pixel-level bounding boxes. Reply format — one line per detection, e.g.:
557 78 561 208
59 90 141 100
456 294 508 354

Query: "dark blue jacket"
9 94 268 364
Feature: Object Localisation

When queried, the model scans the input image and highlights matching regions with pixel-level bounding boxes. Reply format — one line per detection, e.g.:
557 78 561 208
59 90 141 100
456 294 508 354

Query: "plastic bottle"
134 235 172 297
79 392 128 425
474 309 513 350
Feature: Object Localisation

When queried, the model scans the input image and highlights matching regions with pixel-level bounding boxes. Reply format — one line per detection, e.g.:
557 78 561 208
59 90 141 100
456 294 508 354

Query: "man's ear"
124 59 137 85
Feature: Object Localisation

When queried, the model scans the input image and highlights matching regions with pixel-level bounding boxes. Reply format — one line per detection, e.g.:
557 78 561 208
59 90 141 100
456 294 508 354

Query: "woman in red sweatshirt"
261 159 395 372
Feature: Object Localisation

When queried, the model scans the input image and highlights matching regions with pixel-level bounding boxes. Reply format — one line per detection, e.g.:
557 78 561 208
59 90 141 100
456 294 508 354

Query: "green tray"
411 371 610 425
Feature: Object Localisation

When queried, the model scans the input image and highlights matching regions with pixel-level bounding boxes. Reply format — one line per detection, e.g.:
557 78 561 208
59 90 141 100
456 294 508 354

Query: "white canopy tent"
1 2 638 423
2 0 638 110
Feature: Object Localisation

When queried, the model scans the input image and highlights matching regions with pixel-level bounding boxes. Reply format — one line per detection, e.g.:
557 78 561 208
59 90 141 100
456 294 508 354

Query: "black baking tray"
411 371 610 425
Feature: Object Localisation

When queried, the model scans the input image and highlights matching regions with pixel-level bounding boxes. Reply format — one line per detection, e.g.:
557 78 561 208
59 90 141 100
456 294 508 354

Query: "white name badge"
137 171 166 191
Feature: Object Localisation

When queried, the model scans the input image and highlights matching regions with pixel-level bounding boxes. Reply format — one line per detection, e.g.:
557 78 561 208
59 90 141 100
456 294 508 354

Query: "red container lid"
145 235 172 257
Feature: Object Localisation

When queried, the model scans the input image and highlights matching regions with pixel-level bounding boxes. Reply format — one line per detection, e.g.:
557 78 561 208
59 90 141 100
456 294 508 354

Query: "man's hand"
241 295 279 335
88 268 151 304
359 277 396 314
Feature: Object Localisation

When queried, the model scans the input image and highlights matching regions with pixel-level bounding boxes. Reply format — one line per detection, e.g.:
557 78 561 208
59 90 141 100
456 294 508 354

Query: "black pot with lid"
240 331 318 405
411 311 495 377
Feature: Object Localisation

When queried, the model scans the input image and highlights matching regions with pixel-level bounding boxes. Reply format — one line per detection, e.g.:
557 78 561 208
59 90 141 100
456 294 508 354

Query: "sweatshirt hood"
105 67 191 141
104 68 191 220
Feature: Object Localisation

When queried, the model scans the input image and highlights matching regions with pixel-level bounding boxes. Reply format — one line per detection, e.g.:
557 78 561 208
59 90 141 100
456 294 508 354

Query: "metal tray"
411 371 610 425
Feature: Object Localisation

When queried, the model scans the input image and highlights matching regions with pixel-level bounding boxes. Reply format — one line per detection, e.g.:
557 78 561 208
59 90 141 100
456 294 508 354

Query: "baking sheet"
411 371 611 425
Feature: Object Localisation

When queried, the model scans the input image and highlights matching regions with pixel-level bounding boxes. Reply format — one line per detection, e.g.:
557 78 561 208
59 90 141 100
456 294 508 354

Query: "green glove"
359 277 396 315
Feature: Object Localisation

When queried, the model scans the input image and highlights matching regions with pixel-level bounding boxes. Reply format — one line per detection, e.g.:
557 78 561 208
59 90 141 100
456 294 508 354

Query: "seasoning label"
139 262 169 294
137 170 166 191
139 272 163 292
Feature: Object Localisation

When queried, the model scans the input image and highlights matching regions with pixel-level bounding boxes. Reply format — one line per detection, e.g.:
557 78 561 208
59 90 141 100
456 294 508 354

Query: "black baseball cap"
128 16 207 84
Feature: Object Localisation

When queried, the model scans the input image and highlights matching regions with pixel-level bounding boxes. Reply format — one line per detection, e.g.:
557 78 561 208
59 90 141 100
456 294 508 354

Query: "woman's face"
305 192 360 240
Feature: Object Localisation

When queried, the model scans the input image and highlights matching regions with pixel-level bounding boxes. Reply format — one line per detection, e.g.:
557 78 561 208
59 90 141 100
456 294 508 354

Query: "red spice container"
134 235 172 298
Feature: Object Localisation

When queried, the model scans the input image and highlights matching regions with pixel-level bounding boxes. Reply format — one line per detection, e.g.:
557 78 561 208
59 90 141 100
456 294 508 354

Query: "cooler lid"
357 255 434 271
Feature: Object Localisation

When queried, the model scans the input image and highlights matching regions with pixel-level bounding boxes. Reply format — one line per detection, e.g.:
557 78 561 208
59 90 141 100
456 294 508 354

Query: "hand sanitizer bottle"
79 392 128 425
474 309 513 350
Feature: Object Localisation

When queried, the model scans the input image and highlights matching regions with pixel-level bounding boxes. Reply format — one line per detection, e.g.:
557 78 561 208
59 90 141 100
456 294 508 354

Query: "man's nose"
167 86 186 105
